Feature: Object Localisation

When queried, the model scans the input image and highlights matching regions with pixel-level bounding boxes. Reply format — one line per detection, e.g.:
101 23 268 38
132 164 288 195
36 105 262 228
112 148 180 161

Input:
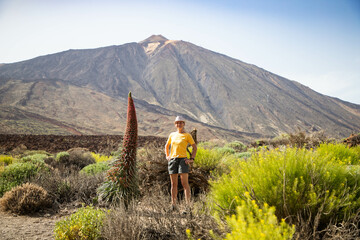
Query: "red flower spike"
100 91 139 202
120 92 138 176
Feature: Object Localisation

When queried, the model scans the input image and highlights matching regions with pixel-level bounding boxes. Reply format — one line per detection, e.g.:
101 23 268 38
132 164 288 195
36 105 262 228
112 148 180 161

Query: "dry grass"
30 168 104 205
101 187 222 240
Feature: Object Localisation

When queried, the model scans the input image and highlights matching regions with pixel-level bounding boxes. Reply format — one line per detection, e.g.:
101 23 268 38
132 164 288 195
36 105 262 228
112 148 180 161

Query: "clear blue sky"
1 0 359 104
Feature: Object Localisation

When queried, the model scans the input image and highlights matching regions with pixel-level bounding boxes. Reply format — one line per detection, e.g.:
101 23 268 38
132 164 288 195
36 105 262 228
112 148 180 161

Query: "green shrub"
0 155 14 166
317 143 360 165
224 141 246 152
212 154 242 176
209 147 360 232
234 152 252 159
224 194 295 240
110 144 123 157
21 153 48 162
215 146 236 155
81 162 110 175
0 162 40 197
22 150 51 157
0 182 51 214
54 205 106 240
20 153 48 169
198 139 226 149
91 152 111 163
56 151 70 162
193 147 224 172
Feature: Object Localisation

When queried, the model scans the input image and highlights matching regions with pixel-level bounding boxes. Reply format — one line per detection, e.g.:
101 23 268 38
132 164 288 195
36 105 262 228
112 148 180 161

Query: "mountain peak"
139 35 168 44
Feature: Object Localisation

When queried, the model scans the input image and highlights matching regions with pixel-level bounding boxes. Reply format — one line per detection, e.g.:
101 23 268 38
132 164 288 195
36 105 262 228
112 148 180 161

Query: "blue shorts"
168 158 189 174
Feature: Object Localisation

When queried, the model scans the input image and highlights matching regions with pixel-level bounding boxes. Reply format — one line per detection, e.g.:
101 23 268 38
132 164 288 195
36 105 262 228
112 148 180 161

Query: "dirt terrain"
0 134 167 154
0 209 64 240
0 203 82 240
0 211 57 240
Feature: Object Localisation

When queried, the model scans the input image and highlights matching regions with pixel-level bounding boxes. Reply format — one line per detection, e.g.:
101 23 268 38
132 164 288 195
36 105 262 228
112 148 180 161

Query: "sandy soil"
0 207 76 240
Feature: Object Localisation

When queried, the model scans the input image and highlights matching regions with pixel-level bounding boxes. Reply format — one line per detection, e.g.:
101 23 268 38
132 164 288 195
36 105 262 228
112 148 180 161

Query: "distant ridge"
0 35 359 140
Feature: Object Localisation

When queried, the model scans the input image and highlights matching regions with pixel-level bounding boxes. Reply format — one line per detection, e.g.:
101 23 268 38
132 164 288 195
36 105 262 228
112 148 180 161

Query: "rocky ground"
0 134 167 154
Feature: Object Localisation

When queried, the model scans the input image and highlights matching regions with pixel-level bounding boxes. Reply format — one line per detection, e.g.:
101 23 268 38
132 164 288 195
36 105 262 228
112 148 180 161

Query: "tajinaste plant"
97 92 139 205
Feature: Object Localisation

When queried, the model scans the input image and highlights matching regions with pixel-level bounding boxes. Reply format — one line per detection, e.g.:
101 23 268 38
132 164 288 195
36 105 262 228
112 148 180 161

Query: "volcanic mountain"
0 35 359 141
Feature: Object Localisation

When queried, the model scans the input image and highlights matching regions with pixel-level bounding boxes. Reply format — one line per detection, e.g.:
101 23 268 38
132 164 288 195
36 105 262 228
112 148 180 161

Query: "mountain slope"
0 78 263 141
0 35 359 139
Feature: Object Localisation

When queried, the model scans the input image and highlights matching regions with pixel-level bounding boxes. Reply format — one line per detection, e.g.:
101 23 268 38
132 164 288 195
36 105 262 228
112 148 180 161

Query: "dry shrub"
322 211 360 239
45 155 79 176
101 187 220 240
288 130 309 148
30 169 104 205
253 130 331 149
343 133 360 147
137 143 209 197
285 130 332 149
43 155 57 168
50 148 96 172
294 210 360 239
0 182 52 214
10 144 27 155
266 134 290 148
67 148 96 170
307 131 332 148
137 142 168 194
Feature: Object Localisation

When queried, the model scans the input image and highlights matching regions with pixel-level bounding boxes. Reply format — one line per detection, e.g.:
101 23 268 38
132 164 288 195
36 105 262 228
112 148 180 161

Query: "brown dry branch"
343 133 360 147
137 142 209 198
322 210 360 239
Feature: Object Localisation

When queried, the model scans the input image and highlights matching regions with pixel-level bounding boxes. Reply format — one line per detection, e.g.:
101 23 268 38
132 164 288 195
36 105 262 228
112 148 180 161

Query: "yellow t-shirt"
166 132 195 158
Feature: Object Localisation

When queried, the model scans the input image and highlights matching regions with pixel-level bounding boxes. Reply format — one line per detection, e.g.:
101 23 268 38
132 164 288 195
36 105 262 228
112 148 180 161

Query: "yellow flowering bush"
54 205 106 240
0 155 14 166
316 143 360 165
91 152 111 163
225 195 295 240
209 146 360 230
